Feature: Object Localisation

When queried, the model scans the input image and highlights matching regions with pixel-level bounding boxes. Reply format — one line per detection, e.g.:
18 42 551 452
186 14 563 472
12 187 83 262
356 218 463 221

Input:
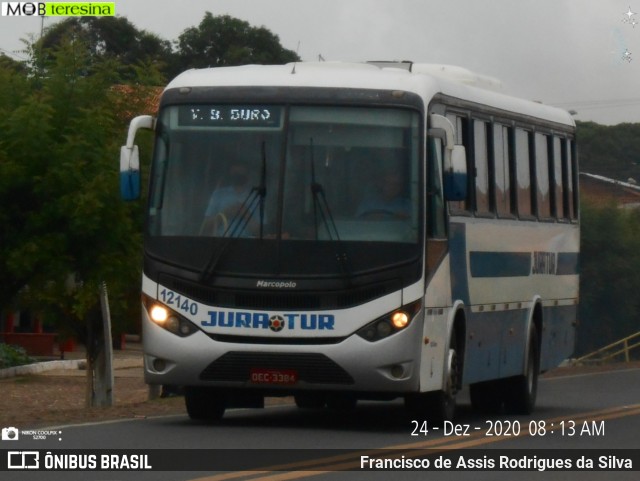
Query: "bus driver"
201 160 255 235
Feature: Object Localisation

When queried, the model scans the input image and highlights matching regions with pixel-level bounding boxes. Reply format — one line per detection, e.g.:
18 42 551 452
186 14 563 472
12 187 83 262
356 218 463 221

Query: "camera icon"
2 427 19 441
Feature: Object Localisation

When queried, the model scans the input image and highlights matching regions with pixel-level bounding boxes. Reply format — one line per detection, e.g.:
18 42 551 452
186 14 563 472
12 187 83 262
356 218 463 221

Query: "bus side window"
515 128 532 218
560 138 572 220
427 137 446 237
494 124 512 217
474 120 491 215
552 136 564 219
569 139 579 220
535 133 552 219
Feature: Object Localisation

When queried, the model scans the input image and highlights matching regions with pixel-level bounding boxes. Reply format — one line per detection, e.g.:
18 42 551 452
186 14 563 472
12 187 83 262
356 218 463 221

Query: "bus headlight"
150 305 169 323
391 311 410 329
356 299 422 342
143 295 199 337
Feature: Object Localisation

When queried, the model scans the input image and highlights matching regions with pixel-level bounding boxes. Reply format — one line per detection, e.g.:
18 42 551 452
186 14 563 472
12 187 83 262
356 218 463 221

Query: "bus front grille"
199 352 355 385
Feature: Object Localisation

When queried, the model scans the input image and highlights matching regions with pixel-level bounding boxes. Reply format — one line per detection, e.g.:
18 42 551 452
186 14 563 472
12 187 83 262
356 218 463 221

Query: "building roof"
580 172 640 208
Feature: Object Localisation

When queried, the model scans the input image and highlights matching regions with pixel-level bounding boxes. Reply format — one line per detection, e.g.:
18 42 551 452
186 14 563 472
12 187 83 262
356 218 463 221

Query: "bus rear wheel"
503 326 539 415
185 387 226 421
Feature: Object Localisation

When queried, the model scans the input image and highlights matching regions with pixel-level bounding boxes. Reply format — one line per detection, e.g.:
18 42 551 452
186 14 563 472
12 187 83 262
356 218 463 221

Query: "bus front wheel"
405 345 459 424
431 347 459 422
185 387 226 421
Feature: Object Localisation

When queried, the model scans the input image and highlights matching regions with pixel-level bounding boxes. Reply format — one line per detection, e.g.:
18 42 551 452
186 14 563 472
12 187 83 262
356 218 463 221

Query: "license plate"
250 368 298 385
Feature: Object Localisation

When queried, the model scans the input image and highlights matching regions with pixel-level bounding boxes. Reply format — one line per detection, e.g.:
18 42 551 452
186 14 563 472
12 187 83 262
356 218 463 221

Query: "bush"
0 343 34 369
577 201 640 356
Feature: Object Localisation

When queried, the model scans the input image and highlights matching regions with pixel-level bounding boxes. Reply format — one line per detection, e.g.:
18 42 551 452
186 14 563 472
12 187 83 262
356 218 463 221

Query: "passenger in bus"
356 170 411 220
201 160 257 236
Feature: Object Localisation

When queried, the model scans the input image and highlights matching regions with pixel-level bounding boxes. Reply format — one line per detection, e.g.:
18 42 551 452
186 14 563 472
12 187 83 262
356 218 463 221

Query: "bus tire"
431 346 459 423
405 344 458 424
185 387 226 421
503 326 539 415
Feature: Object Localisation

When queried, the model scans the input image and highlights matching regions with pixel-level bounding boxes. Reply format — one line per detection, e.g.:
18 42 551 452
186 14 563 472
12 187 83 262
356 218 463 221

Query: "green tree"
0 54 30 309
0 53 28 75
37 16 172 81
0 39 143 368
173 12 299 76
577 200 640 356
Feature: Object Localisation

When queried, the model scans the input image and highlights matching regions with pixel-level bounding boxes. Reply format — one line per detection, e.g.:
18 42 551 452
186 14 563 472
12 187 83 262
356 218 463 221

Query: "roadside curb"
0 360 83 379
0 358 143 379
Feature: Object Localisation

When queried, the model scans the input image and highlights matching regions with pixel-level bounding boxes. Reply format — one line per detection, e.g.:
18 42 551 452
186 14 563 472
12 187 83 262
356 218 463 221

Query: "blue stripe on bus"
469 251 532 278
469 251 579 277
449 223 470 305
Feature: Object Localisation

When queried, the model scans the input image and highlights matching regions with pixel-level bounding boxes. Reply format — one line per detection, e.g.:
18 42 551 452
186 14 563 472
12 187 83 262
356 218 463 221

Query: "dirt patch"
0 371 185 429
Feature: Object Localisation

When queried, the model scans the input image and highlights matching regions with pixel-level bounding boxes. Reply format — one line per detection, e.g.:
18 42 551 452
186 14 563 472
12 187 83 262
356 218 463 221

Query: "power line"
0 46 28 61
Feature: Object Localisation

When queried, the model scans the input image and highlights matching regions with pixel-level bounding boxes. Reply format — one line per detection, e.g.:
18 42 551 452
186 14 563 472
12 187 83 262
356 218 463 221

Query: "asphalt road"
3 367 640 481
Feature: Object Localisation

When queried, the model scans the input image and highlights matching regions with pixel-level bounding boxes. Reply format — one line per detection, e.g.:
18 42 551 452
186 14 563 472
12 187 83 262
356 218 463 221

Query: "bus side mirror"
443 145 467 201
120 145 141 201
119 115 155 201
429 114 468 201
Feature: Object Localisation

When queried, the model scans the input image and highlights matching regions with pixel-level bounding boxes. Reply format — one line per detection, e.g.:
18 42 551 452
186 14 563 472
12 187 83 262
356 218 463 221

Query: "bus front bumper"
142 310 423 395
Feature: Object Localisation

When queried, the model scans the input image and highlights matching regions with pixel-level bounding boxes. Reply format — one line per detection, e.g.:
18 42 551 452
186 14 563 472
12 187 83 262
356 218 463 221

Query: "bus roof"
165 62 575 127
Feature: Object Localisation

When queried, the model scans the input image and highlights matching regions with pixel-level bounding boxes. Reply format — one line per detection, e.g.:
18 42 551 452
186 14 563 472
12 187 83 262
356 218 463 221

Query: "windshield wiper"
308 138 352 283
309 138 340 241
257 141 267 239
200 142 268 282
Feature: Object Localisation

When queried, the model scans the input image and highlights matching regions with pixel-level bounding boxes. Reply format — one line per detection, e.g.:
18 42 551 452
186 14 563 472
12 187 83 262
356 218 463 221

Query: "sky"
0 0 639 125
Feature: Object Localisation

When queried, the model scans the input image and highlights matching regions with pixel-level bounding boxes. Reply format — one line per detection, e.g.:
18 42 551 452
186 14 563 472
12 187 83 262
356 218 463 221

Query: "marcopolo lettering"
202 310 335 331
256 280 297 288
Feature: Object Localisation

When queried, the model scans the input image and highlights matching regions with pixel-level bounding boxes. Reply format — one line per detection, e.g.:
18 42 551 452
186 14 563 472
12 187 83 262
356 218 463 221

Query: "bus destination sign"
179 105 282 128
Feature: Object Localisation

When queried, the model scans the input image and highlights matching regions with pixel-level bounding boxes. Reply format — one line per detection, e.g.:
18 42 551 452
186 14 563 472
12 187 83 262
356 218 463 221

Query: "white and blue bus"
120 61 579 422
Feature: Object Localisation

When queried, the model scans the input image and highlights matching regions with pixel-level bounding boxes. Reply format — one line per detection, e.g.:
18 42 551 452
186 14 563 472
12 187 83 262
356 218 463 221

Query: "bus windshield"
146 104 422 278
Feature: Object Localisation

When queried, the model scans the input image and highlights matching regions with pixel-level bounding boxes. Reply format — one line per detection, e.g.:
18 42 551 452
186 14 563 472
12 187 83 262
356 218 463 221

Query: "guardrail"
573 331 640 364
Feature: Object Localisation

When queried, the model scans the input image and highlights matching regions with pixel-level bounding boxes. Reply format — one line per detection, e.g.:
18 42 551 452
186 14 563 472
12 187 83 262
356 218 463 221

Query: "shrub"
0 343 34 369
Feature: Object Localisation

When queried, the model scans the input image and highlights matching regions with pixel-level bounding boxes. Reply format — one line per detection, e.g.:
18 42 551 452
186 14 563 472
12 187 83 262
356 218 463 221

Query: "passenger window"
569 140 578 220
494 125 512 216
515 128 532 217
560 138 573 220
552 137 564 219
535 133 551 219
474 120 491 215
